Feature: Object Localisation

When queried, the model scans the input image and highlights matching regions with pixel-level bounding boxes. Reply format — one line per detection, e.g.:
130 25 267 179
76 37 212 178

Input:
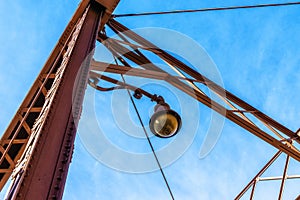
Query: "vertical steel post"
249 179 257 200
5 2 104 199
278 154 290 200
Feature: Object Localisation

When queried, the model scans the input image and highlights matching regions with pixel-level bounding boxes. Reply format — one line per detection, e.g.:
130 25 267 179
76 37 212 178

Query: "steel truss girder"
92 19 300 164
234 150 300 200
91 19 300 199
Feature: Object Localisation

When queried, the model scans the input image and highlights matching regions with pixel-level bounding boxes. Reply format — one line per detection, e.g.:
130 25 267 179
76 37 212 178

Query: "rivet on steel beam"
296 128 300 137
63 153 69 157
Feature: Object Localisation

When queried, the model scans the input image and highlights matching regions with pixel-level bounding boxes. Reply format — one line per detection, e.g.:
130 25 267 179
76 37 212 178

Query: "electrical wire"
113 57 175 200
113 1 300 18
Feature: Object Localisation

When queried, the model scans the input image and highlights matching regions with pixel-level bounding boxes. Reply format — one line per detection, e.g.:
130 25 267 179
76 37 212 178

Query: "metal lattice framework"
0 0 299 199
91 18 300 199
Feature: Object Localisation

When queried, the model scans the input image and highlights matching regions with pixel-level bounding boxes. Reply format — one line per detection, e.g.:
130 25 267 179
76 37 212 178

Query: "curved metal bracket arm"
88 71 165 103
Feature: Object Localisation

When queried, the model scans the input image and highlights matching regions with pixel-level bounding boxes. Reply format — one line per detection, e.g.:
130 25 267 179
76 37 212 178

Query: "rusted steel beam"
249 180 257 200
108 19 298 142
258 175 300 181
4 2 104 199
278 155 290 200
90 60 169 80
95 0 120 29
0 0 121 194
106 19 300 160
99 48 300 162
0 0 92 191
98 23 300 162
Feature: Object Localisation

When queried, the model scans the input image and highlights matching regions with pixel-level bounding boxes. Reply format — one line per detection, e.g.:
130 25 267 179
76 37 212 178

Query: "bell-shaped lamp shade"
149 109 182 138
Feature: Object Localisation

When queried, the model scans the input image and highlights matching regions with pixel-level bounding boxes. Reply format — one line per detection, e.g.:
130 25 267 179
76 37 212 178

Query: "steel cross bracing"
91 19 300 199
92 19 300 159
0 0 299 199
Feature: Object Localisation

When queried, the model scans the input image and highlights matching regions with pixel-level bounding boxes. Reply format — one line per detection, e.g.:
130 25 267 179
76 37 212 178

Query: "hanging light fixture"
89 76 182 138
149 97 181 138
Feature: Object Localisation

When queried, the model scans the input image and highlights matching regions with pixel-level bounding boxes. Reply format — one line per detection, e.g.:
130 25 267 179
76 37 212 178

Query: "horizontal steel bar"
90 60 169 80
259 175 300 181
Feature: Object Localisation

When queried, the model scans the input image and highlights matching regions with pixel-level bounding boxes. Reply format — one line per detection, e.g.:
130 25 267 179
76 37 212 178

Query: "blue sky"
1 0 300 199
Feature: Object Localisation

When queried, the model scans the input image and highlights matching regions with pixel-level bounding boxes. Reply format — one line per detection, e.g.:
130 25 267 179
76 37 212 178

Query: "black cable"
122 75 175 200
114 57 175 199
113 1 300 18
